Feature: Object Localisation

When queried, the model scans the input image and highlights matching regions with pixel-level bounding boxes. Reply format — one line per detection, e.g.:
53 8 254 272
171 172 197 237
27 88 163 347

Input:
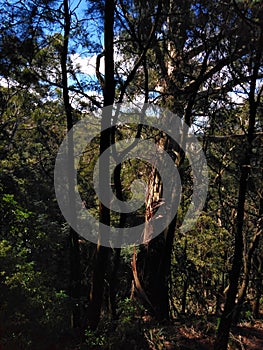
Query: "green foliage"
117 297 144 325
84 327 107 347
172 213 231 314
0 239 70 349
0 85 71 348
81 298 147 349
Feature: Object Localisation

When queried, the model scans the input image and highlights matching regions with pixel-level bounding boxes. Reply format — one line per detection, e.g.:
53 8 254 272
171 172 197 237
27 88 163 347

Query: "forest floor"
150 317 263 350
64 314 263 350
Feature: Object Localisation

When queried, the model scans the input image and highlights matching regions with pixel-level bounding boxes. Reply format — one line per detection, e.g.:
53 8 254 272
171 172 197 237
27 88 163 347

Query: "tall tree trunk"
134 0 209 318
109 162 130 319
135 50 204 319
251 195 263 319
252 254 262 319
214 22 263 350
214 167 248 350
61 0 81 328
86 0 115 330
233 229 262 324
233 177 263 323
136 134 181 320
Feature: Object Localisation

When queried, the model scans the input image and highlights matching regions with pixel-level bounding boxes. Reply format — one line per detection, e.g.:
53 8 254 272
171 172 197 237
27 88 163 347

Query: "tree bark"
61 0 81 328
252 254 262 319
233 229 261 324
136 133 181 320
86 0 115 330
109 164 127 319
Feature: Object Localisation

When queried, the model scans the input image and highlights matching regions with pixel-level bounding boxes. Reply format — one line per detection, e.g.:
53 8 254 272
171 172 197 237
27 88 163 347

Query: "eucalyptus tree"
113 0 262 322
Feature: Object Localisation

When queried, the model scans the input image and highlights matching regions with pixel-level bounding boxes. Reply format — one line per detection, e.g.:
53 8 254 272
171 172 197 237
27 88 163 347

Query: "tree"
214 3 263 348
86 0 115 330
1 1 263 347
60 0 81 327
119 0 260 320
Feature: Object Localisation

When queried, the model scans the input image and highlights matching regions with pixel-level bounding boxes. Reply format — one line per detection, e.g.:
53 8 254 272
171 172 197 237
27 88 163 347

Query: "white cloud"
71 53 105 77
71 49 136 80
0 77 19 88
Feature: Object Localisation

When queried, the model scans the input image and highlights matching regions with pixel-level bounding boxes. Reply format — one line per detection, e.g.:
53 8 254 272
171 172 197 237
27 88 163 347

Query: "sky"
0 0 254 107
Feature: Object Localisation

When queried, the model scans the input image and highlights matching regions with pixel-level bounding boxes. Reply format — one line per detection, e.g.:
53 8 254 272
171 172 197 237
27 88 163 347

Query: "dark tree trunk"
109 247 121 319
213 173 247 349
86 0 115 330
252 255 262 319
181 240 189 315
233 230 261 324
214 22 263 350
152 216 177 320
61 0 80 328
233 171 263 323
252 227 263 320
109 163 127 319
137 221 177 320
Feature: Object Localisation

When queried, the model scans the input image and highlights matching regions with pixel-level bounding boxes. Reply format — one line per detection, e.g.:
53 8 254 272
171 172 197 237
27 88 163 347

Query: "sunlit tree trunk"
136 133 181 319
